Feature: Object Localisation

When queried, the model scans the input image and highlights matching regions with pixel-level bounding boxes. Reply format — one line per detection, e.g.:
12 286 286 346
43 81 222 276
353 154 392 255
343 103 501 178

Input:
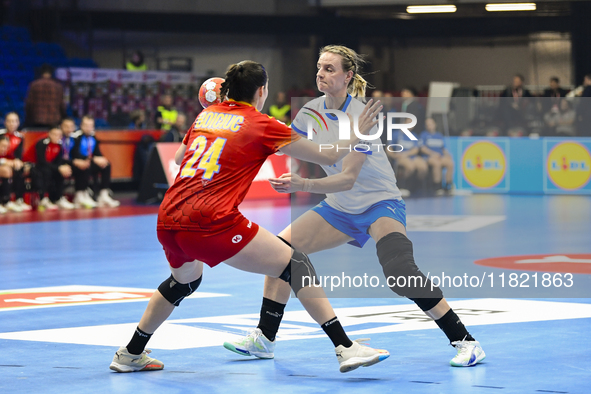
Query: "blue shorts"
311 199 407 248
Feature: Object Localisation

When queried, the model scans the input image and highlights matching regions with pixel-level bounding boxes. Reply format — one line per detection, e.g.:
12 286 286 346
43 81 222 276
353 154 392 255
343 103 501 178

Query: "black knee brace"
157 274 202 307
278 250 319 296
376 232 443 311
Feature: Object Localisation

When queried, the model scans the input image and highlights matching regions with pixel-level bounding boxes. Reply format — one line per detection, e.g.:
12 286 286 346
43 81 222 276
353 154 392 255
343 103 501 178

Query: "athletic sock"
0 178 9 204
321 317 353 348
126 326 152 355
256 297 286 341
435 309 475 343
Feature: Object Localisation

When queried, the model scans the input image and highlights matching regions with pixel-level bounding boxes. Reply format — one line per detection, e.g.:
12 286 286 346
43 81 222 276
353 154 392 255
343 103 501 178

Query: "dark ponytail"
219 60 268 103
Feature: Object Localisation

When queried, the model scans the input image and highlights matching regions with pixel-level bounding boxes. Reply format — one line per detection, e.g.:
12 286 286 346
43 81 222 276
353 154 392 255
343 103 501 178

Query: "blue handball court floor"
0 194 590 393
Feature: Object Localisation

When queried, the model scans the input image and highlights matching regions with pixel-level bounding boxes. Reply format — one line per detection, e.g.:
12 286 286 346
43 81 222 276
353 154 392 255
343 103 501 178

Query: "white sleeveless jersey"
291 95 402 214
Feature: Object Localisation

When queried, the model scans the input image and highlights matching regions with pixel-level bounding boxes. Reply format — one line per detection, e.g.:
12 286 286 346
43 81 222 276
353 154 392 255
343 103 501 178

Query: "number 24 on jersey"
180 136 227 180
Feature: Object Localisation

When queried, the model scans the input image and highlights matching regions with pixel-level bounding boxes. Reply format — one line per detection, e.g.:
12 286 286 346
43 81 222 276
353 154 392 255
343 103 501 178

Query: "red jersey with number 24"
157 100 299 233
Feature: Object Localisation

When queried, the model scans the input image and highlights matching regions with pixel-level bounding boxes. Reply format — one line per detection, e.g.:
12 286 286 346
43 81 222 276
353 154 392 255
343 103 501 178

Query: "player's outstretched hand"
269 172 304 193
356 99 383 136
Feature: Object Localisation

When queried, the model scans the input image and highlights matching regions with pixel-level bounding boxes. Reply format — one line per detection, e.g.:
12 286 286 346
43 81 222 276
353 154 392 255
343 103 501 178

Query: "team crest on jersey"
231 235 242 244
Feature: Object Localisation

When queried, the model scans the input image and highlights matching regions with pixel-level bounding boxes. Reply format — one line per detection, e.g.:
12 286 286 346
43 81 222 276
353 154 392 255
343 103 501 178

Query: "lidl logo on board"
547 142 591 190
462 141 507 189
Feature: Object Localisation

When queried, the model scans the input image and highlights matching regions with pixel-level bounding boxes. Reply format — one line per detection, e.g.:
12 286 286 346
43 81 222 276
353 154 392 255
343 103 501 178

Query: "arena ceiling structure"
12 0 591 83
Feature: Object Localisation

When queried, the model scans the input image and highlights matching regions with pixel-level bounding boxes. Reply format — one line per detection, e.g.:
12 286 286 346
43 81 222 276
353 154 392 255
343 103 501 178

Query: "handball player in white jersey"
224 45 485 368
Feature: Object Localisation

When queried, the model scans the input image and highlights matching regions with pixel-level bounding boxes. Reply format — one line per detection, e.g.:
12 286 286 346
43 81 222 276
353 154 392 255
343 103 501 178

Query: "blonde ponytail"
350 73 368 98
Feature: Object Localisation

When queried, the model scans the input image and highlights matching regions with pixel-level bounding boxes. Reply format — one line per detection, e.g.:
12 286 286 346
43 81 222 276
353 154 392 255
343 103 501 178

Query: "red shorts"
157 216 260 268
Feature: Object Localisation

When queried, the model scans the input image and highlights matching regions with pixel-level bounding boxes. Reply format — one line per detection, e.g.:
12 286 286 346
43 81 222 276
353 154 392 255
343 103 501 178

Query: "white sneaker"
85 191 98 207
5 200 23 212
74 191 97 209
0 204 7 214
56 196 75 210
336 338 390 373
15 198 32 211
223 328 275 359
39 197 58 211
109 346 164 373
450 339 486 367
399 188 411 198
97 189 120 208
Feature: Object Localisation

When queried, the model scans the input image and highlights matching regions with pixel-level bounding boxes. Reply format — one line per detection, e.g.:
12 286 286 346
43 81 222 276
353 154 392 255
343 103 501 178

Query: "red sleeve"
182 129 191 145
262 116 301 154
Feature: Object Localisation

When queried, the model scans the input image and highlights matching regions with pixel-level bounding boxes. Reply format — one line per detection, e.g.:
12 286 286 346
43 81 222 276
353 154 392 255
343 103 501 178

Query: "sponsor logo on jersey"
461 141 506 189
547 142 591 190
232 235 243 244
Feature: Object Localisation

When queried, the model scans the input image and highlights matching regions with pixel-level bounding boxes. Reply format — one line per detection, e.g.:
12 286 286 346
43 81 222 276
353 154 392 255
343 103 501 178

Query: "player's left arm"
269 151 366 194
175 143 187 165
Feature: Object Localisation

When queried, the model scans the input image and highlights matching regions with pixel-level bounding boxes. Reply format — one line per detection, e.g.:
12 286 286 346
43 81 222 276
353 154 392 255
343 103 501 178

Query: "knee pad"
278 250 319 296
376 232 443 311
157 274 202 307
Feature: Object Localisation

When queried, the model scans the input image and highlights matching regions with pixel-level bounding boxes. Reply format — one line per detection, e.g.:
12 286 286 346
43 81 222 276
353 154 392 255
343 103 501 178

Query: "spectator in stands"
576 74 591 136
60 117 77 165
126 50 147 72
24 64 66 128
160 113 187 143
500 74 532 137
35 126 75 210
567 74 591 99
544 98 576 136
71 115 120 208
372 89 383 98
400 87 425 134
420 118 454 195
387 125 428 198
0 112 32 211
129 109 147 130
543 77 569 111
156 94 178 131
583 75 591 97
268 92 291 125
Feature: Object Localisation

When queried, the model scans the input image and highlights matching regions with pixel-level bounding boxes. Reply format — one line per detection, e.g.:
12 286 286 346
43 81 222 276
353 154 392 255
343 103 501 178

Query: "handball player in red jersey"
110 60 389 374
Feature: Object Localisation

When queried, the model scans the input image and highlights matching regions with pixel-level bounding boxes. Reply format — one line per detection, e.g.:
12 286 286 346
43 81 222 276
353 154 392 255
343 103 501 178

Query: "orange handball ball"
198 77 225 108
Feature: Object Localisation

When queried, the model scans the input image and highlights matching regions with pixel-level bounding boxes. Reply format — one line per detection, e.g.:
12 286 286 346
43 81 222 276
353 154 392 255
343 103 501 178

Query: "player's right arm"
279 137 355 166
270 151 366 194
